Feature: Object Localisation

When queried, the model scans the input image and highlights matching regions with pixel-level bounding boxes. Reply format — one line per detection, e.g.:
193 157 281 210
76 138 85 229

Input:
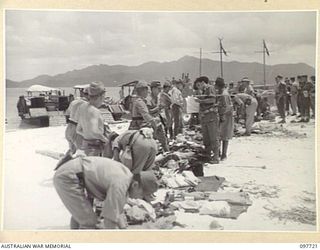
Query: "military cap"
88 81 105 96
241 77 250 82
135 80 149 89
163 81 172 88
301 75 308 81
194 76 209 84
150 81 161 88
215 77 225 88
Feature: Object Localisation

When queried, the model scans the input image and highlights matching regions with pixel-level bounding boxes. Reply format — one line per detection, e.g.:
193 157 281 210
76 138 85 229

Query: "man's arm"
112 132 128 162
88 109 108 143
136 100 158 131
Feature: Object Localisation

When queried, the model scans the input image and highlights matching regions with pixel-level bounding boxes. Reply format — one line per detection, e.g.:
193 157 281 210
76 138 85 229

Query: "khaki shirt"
66 98 87 123
234 93 257 106
131 97 154 123
112 130 137 150
159 92 172 109
291 81 299 95
76 102 108 143
146 94 160 116
170 86 184 107
81 157 133 225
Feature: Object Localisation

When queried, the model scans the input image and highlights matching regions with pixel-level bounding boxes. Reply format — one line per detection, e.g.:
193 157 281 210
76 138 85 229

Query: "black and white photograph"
3 10 317 231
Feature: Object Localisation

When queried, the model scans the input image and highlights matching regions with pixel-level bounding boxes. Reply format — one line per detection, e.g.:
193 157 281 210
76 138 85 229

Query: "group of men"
54 77 236 230
53 73 315 230
54 81 159 230
275 75 316 123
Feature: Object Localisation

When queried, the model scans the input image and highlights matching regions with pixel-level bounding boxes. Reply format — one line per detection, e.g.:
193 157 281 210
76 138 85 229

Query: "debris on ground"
263 204 316 225
224 181 280 199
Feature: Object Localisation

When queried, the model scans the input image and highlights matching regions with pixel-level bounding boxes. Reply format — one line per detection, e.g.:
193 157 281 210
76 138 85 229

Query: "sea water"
5 87 121 130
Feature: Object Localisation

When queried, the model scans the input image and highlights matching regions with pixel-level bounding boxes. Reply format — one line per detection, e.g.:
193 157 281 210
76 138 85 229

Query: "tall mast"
263 40 266 89
219 39 223 78
199 47 202 77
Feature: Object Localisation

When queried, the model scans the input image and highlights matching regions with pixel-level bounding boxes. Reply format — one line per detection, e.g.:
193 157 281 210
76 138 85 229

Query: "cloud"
5 10 317 81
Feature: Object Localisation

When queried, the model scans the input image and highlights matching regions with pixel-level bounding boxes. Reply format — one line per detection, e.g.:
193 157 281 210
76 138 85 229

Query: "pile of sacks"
160 169 201 189
124 198 156 224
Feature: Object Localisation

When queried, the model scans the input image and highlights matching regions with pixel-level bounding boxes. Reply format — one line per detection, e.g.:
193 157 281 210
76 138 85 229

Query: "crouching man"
53 156 158 229
111 128 158 174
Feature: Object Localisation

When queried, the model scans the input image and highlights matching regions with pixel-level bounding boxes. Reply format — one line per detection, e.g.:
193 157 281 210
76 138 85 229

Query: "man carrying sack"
53 156 159 229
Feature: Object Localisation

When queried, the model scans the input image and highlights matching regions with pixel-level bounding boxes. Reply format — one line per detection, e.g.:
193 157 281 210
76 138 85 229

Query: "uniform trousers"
291 94 298 115
200 114 220 158
130 134 158 174
172 104 183 137
53 157 98 229
300 96 311 119
245 100 258 133
276 96 286 119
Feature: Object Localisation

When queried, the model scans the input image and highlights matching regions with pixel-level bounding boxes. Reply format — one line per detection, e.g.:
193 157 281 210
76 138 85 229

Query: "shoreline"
2 117 316 231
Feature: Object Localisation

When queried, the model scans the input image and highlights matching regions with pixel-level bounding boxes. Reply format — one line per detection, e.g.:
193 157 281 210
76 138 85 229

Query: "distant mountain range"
6 56 315 88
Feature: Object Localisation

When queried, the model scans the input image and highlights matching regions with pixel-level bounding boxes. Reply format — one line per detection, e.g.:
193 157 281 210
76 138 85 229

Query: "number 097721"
300 244 318 248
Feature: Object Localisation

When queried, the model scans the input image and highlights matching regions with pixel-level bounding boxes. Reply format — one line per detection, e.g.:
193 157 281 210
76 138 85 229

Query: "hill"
6 56 315 88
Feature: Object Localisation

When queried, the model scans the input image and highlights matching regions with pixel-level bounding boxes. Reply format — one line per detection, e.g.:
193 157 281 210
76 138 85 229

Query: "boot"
221 140 228 161
211 142 220 164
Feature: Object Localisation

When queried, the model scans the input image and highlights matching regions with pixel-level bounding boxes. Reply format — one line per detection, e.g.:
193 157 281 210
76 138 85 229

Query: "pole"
199 48 202 77
220 41 223 78
263 41 266 89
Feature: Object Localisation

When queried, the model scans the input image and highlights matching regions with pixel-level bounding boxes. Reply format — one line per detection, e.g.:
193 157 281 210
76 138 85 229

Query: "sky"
5 10 317 81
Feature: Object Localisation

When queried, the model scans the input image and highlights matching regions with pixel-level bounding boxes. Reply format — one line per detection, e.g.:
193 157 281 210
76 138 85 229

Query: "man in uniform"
284 77 292 115
111 128 158 174
194 76 226 164
275 75 287 123
215 78 234 161
299 75 312 122
76 81 111 157
297 75 303 116
170 80 184 138
65 87 89 155
310 76 316 119
16 95 28 119
55 88 89 169
241 77 255 97
159 81 173 138
53 156 158 229
128 80 158 133
146 81 169 151
233 86 258 136
290 77 298 116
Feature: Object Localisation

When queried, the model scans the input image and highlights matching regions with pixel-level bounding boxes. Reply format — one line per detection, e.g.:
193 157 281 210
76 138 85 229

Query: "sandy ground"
2 118 316 231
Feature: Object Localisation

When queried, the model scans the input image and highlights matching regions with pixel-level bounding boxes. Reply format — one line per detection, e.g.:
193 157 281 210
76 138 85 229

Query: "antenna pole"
219 40 223 78
263 40 266 89
199 48 202 77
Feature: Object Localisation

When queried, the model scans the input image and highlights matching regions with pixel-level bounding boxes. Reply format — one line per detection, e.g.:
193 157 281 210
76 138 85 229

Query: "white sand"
2 118 316 231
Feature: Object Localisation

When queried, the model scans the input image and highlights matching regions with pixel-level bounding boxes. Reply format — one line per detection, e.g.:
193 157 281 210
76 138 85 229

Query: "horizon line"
6 55 315 83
